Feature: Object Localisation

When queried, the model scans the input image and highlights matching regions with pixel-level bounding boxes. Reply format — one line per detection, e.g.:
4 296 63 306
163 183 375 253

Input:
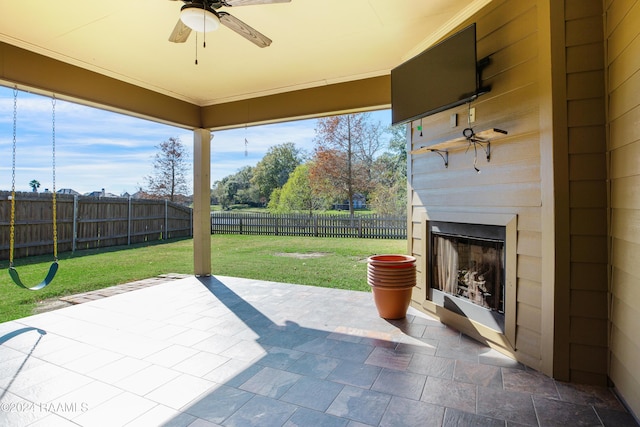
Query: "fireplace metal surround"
429 221 506 332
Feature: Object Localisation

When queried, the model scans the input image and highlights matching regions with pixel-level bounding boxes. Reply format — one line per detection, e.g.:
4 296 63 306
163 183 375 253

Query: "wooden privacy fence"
211 212 406 239
0 191 193 260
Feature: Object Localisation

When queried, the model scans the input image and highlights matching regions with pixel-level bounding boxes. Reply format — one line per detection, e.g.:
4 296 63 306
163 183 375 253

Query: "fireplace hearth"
429 221 506 332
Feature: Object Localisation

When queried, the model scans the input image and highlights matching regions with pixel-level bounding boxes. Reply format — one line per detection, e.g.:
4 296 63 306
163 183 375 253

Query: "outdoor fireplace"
429 221 506 332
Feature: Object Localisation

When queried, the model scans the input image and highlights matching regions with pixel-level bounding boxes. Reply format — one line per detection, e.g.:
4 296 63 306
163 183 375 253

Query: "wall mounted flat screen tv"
391 24 481 126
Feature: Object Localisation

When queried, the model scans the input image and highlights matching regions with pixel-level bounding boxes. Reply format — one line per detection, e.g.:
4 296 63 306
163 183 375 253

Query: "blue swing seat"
8 261 58 291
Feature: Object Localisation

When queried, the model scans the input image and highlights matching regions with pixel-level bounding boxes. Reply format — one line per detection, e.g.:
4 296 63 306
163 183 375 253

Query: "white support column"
193 128 211 276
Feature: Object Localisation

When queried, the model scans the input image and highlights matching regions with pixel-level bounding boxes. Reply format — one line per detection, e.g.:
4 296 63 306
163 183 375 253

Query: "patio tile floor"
0 275 638 427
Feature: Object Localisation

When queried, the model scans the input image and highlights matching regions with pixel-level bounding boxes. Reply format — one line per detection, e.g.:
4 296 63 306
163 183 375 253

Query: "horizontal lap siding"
565 0 608 385
606 0 640 417
409 0 543 366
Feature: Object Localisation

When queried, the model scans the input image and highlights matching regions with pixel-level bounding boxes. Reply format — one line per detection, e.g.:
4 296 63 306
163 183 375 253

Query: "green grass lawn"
0 235 406 323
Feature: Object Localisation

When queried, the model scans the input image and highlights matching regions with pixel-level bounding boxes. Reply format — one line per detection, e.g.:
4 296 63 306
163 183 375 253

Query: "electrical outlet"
469 107 476 123
450 113 457 128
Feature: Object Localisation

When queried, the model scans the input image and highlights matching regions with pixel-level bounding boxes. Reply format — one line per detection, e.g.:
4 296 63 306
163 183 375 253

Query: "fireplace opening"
429 221 506 332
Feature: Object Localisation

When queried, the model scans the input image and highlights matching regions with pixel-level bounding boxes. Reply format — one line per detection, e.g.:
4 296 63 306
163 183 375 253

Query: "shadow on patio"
0 276 636 426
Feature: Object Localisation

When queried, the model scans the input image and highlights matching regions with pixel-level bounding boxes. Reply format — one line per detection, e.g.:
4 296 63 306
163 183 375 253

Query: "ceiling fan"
169 0 290 48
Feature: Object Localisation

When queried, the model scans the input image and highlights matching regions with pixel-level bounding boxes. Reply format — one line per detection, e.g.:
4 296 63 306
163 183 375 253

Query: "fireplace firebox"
429 221 506 332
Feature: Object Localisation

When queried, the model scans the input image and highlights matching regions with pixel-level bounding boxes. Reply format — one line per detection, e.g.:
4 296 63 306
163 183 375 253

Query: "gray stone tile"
283 407 348 427
23 413 82 427
17 370 93 403
260 329 321 350
287 353 341 379
421 376 477 413
326 340 375 363
0 392 50 427
47 380 122 417
454 359 503 388
395 336 438 356
293 337 337 355
595 407 640 427
555 381 626 411
239 366 301 399
65 348 124 374
186 418 222 427
365 346 413 371
87 356 150 383
280 376 344 411
434 337 483 362
217 363 264 388
443 407 506 427
73 391 157 426
223 395 297 427
533 395 602 426
125 404 197 427
182 385 253 424
346 422 376 427
422 324 461 343
173 351 229 377
145 374 214 410
191 334 241 355
257 346 305 370
380 395 445 427
407 353 455 379
115 364 182 396
371 368 427 401
327 385 392 426
327 360 382 389
477 386 538 425
144 344 200 368
478 347 524 369
502 367 559 399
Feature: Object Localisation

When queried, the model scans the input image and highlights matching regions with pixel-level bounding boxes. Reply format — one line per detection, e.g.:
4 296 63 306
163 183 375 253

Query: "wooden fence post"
164 199 168 240
72 195 78 253
127 196 132 246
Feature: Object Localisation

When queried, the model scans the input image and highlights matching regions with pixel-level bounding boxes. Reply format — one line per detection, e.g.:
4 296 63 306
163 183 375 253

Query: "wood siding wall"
606 0 640 417
564 0 609 386
409 0 545 370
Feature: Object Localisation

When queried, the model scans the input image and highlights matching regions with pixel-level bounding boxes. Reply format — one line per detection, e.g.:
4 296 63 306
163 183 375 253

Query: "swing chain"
52 95 58 261
9 87 18 267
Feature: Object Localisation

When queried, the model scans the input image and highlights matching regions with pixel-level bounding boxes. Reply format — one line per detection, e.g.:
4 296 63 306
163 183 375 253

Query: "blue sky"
0 86 391 195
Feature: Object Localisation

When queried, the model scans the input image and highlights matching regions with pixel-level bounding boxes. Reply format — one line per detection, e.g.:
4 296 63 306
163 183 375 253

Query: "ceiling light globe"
180 7 220 33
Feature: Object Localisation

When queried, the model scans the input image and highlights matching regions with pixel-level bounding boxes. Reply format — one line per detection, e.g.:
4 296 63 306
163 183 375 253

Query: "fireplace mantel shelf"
410 128 508 168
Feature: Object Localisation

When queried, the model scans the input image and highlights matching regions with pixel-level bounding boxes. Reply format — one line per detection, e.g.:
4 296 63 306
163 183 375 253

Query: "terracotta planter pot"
367 254 416 319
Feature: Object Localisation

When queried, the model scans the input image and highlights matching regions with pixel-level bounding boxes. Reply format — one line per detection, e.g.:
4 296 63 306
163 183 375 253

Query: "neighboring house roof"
85 189 119 198
57 188 80 195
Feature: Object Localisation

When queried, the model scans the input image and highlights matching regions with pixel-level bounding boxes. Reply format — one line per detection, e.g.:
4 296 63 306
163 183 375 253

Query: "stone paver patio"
1 275 637 426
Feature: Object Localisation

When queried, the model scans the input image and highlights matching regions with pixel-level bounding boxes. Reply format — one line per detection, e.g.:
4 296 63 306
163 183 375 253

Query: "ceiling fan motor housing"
180 3 220 32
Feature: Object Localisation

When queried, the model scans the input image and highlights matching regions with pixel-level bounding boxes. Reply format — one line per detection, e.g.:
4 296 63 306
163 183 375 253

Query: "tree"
29 179 41 193
368 124 408 216
271 163 329 215
310 113 381 215
145 137 189 202
251 142 304 203
213 166 256 209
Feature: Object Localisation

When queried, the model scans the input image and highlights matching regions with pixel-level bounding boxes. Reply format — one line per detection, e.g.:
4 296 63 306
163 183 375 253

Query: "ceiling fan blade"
169 19 192 43
222 0 291 6
218 12 272 47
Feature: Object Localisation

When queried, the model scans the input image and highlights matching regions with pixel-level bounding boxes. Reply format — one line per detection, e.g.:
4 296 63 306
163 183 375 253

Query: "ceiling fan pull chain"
203 7 207 48
195 33 198 65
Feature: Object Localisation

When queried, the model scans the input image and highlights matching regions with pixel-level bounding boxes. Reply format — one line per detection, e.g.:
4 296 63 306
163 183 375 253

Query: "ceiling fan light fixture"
180 6 220 33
